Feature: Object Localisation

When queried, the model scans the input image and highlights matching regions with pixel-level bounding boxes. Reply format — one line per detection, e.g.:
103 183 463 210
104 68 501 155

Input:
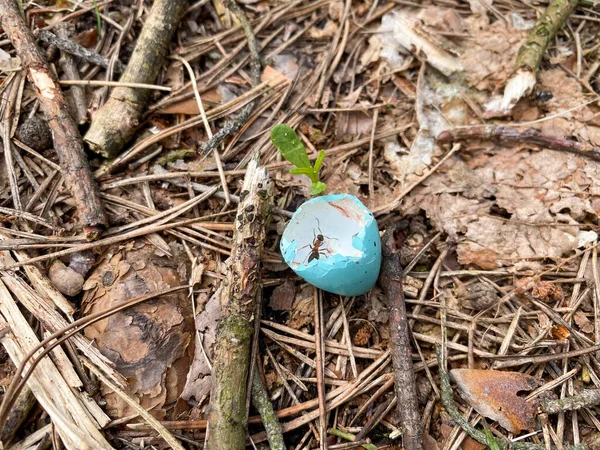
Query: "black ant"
299 219 338 265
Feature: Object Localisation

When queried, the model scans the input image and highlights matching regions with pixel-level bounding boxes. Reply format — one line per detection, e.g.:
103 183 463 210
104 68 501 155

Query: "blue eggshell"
280 194 382 296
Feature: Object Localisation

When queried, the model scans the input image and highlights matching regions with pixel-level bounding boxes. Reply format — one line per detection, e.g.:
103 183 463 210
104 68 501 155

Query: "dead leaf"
307 20 339 40
269 279 296 311
378 10 462 76
157 88 223 115
574 311 594 334
288 287 315 329
450 368 542 433
467 0 492 14
531 281 564 304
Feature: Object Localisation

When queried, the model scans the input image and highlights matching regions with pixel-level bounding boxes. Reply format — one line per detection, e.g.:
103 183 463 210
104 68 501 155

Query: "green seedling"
481 419 501 450
270 124 326 195
92 0 102 36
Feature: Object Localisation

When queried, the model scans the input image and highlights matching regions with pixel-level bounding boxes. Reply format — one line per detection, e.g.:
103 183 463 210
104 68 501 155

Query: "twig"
542 390 600 415
501 0 579 110
0 0 107 239
59 79 171 91
36 29 123 72
437 126 600 162
207 157 273 450
199 0 261 156
314 288 329 449
55 24 87 124
251 366 286 450
84 0 188 158
378 223 423 450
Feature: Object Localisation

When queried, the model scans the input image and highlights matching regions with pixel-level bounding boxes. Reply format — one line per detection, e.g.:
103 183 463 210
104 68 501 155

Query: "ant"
299 218 338 265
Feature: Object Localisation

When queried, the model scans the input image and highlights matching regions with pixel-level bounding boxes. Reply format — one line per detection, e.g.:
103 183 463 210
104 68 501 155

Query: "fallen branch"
436 126 600 162
0 0 107 239
84 0 188 158
251 366 286 450
378 223 423 450
501 0 579 110
208 157 273 450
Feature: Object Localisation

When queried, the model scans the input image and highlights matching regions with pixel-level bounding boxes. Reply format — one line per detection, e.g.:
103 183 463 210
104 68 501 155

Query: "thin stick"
177 56 231 204
56 24 87 124
59 79 171 91
437 126 600 162
36 29 123 71
378 223 423 450
314 288 329 449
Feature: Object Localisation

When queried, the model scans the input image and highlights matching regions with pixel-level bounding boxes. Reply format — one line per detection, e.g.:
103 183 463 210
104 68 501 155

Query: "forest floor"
2 0 600 449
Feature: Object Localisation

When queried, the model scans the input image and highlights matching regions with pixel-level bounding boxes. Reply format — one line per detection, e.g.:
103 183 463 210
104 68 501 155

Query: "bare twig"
251 366 286 450
437 126 600 161
36 29 123 72
378 223 423 450
56 24 88 124
501 0 579 110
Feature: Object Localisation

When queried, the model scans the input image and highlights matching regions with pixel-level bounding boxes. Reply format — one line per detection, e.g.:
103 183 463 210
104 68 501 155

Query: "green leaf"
313 150 326 173
310 181 327 195
289 167 315 176
270 124 311 169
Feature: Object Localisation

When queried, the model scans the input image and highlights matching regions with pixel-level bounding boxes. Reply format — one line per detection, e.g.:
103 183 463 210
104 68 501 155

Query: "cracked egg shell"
280 194 381 296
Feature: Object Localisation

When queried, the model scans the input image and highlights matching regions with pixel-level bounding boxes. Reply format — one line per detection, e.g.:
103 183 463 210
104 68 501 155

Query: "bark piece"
84 0 188 158
0 0 107 239
208 157 273 450
82 241 194 420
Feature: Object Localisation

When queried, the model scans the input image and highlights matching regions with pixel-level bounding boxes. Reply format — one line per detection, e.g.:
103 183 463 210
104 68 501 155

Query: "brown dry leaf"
269 278 296 311
307 20 339 40
461 437 487 450
157 88 223 115
531 281 564 304
423 433 441 450
260 65 292 88
574 311 594 334
288 287 315 329
82 241 194 420
450 369 542 433
460 15 526 92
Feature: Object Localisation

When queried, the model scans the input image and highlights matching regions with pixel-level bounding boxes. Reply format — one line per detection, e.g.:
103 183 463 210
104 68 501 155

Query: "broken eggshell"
280 194 381 296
